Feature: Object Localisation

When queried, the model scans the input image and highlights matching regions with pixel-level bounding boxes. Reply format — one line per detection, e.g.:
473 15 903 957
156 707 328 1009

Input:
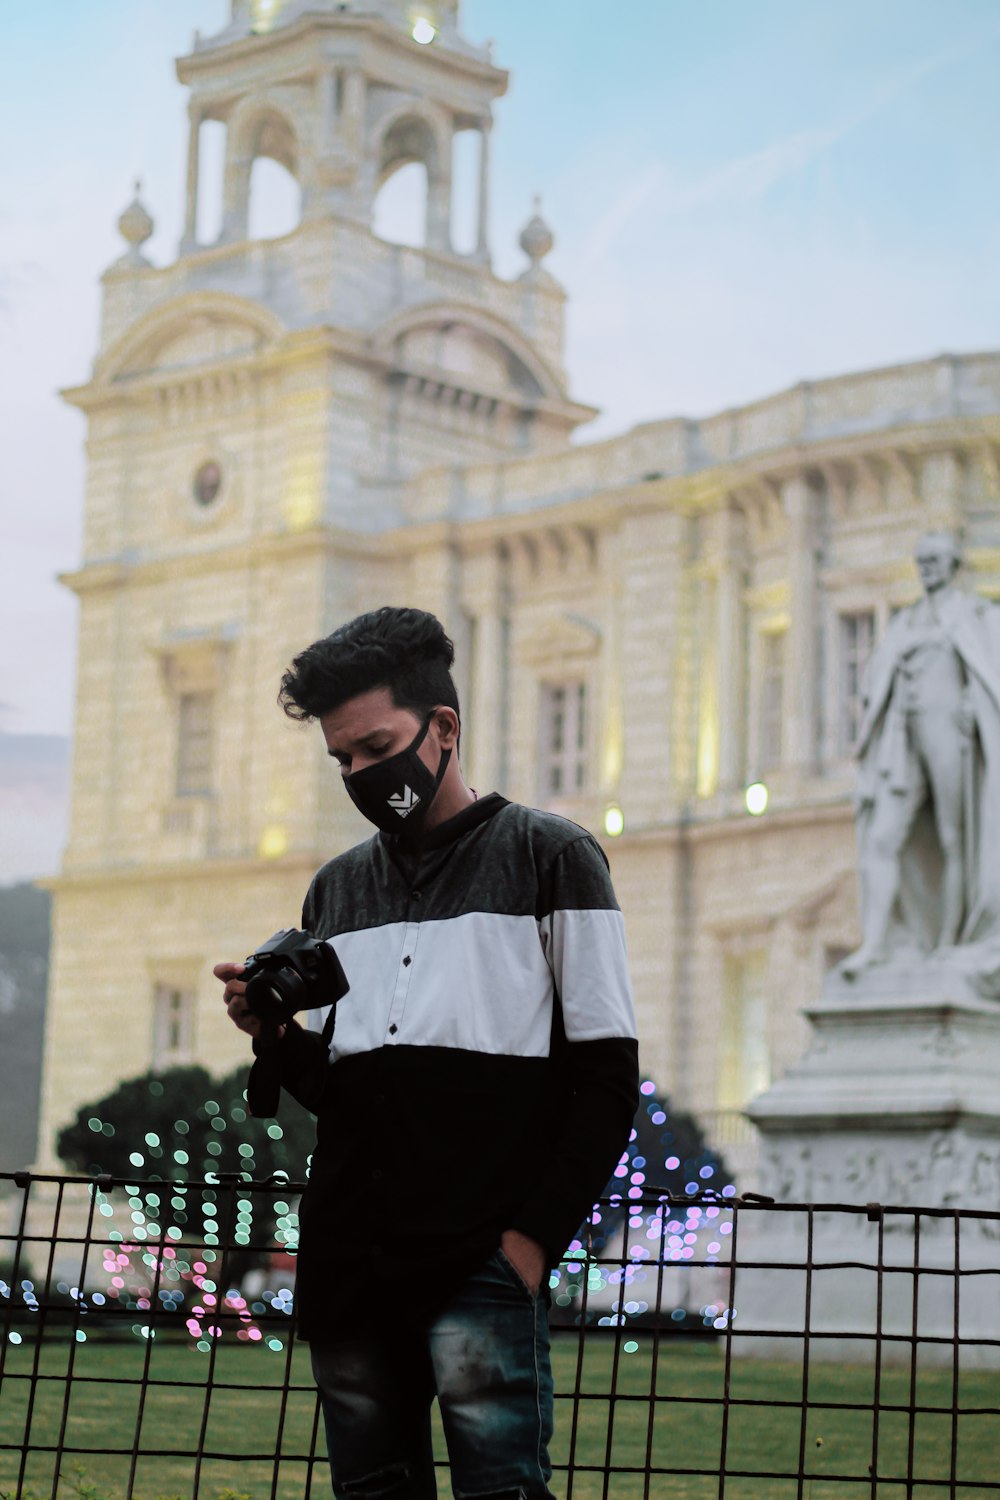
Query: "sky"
1 0 999 759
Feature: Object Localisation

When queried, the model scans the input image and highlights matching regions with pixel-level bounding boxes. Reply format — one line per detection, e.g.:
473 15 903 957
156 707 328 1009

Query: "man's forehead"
321 688 415 744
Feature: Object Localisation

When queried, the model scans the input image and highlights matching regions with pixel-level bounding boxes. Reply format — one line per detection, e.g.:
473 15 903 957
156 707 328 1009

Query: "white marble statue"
842 532 1000 992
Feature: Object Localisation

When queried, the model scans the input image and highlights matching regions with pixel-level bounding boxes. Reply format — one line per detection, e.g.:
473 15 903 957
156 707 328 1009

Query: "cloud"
570 114 846 275
578 164 666 271
681 126 845 211
572 29 992 271
684 33 988 212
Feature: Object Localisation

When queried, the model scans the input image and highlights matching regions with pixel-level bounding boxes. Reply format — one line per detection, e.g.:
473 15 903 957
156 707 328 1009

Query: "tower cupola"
176 0 505 258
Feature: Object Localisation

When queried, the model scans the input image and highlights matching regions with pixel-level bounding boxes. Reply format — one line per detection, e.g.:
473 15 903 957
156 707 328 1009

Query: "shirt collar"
380 792 509 853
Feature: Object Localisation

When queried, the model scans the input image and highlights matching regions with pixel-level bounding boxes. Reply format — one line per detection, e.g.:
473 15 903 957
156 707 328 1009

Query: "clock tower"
38 0 591 1165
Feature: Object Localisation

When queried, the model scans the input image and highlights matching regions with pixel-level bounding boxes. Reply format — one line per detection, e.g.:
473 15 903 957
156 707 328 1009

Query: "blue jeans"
310 1248 556 1499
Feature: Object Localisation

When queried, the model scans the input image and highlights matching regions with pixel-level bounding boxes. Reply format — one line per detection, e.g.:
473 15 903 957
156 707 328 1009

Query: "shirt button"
412 890 422 900
388 1023 398 1036
402 955 412 967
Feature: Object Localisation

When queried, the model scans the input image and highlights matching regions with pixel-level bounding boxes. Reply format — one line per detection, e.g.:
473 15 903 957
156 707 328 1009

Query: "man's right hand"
213 961 283 1041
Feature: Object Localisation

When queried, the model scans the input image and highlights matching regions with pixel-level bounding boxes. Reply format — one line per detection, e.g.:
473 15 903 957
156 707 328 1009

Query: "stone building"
38 0 1000 1180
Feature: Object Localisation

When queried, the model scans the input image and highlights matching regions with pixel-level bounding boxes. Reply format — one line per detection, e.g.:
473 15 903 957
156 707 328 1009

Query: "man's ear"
433 706 460 749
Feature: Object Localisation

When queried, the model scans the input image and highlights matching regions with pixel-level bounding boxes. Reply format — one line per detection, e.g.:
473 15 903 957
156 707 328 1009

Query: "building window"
759 632 785 771
153 984 193 1069
540 681 587 798
838 610 875 753
176 692 213 796
718 950 770 1111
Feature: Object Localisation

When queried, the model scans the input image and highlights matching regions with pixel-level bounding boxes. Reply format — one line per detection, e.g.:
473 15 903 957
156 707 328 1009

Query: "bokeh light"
745 781 769 816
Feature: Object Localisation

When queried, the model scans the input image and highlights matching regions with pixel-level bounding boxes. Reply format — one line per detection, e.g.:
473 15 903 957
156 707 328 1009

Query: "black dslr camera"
243 928 349 1032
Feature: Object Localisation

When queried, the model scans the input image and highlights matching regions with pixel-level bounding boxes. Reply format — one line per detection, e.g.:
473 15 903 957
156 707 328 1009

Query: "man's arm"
503 836 640 1284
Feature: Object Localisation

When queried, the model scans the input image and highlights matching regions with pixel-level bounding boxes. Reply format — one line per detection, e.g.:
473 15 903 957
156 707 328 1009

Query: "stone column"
922 448 962 530
782 474 819 776
464 546 506 793
695 568 719 798
717 503 747 792
181 104 203 253
619 510 690 821
745 621 764 777
342 71 365 156
598 530 624 797
410 542 460 637
316 67 336 149
427 124 454 253
221 139 250 243
475 120 492 261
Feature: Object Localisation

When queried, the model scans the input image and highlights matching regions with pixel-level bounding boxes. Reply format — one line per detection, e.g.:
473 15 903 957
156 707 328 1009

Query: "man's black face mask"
345 712 451 835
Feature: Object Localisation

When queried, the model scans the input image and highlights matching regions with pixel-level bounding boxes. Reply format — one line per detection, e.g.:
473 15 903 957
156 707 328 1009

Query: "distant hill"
0 882 50 1174
0 731 71 883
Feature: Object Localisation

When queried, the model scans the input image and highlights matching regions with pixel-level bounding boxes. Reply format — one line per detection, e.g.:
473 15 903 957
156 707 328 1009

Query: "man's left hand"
500 1229 546 1295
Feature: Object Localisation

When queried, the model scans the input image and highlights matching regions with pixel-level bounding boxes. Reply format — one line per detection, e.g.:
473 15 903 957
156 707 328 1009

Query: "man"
215 606 639 1499
843 532 1000 979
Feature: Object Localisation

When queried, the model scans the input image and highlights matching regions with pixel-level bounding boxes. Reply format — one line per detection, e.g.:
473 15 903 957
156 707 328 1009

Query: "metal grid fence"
2 1170 999 1499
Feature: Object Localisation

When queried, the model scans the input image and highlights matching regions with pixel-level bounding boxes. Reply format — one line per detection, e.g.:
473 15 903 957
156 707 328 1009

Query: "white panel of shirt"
308 908 636 1061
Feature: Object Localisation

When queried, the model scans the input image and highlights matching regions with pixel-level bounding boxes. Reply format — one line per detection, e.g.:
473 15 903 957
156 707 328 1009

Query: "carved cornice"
518 610 602 666
503 522 598 585
41 850 324 894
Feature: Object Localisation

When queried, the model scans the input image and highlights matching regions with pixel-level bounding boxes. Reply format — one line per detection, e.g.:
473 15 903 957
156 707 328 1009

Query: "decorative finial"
117 180 154 266
518 195 554 267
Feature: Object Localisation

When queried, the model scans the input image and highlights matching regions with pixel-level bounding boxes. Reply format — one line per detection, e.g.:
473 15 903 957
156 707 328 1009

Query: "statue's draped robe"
855 589 1000 993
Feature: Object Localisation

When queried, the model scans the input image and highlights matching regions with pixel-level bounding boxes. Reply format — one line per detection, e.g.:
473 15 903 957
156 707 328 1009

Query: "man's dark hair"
279 607 459 724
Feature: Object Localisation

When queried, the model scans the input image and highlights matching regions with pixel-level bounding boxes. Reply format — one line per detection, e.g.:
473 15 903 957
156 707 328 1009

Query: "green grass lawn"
2 1331 998 1499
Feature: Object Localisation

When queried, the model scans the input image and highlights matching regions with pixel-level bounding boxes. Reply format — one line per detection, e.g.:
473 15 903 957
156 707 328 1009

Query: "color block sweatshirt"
257 794 639 1337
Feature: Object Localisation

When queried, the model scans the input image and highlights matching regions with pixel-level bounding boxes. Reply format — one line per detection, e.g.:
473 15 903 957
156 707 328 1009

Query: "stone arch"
222 92 305 242
94 293 286 385
228 97 299 176
372 301 567 403
371 105 452 250
375 110 441 190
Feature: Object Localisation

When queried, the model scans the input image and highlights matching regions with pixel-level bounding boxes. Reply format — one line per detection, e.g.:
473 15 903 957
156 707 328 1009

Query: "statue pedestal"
739 965 1000 1365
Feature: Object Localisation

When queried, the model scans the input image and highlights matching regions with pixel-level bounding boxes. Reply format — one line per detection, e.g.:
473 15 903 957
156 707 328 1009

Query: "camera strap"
246 1041 283 1118
320 998 338 1048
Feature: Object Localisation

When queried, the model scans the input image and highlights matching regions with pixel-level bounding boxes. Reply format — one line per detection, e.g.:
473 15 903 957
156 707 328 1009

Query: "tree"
585 1077 734 1255
57 1065 315 1266
550 1079 735 1326
57 1064 314 1181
